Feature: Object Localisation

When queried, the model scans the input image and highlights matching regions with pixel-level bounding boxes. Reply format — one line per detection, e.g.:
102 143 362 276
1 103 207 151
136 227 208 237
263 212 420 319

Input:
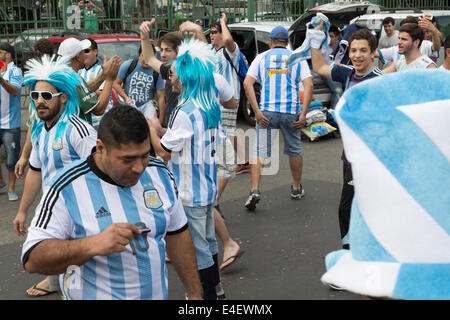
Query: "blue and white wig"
176 39 222 129
24 55 81 143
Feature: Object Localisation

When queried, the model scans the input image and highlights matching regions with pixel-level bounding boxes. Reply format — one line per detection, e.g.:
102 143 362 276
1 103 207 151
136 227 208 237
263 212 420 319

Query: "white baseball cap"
57 38 91 58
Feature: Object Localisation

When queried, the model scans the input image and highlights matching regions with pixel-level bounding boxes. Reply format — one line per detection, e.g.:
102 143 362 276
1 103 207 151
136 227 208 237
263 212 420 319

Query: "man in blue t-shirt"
0 42 23 201
310 27 383 251
114 46 165 119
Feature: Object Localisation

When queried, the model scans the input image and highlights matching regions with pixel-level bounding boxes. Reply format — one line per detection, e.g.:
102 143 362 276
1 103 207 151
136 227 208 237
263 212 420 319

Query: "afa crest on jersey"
144 189 163 209
52 137 63 151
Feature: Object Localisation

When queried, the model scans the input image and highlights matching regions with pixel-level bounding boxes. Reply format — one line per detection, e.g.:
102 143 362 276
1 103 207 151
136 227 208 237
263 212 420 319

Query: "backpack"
122 57 159 87
223 48 249 84
116 57 159 107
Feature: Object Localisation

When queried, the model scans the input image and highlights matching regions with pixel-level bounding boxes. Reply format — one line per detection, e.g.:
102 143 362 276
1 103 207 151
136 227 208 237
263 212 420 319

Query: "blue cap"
270 26 289 39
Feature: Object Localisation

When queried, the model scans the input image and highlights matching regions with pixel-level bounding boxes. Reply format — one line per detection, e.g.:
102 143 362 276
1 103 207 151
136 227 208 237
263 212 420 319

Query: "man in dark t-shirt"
310 27 383 250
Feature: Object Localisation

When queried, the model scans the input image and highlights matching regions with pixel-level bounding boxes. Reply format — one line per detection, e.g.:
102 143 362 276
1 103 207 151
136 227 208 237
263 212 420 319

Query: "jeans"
254 111 302 158
183 204 218 270
0 128 21 171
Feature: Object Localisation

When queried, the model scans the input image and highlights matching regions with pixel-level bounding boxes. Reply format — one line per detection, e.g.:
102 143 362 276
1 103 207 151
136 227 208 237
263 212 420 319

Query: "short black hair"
329 25 339 36
98 105 150 150
445 34 450 58
382 17 395 26
34 38 54 55
349 29 377 52
445 34 450 49
399 22 424 47
86 38 98 51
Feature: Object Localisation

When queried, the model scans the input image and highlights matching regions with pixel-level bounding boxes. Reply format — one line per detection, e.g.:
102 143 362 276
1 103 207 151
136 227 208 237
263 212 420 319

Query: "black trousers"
338 163 353 250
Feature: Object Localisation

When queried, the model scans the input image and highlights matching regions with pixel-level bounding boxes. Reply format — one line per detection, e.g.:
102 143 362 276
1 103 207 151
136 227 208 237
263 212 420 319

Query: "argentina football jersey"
162 99 219 207
214 44 241 100
248 47 311 115
21 155 187 300
29 115 97 188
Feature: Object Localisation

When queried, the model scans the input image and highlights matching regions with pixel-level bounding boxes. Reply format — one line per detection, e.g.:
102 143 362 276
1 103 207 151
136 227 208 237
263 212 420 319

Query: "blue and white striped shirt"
29 116 97 188
214 43 241 100
247 47 312 115
0 62 23 129
161 99 219 207
22 155 187 300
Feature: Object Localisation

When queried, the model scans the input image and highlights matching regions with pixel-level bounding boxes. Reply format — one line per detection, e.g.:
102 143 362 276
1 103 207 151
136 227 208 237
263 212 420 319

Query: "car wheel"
239 83 260 126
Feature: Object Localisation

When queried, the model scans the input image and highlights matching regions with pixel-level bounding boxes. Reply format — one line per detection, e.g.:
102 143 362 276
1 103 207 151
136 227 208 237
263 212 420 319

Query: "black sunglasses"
83 48 91 53
210 30 219 35
30 91 63 101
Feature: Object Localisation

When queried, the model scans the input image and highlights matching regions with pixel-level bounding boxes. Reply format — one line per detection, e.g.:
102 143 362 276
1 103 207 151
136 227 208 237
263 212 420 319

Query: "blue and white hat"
321 70 450 300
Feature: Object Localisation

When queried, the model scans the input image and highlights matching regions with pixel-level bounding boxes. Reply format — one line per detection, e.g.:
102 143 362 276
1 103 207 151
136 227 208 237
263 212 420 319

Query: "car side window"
230 30 257 63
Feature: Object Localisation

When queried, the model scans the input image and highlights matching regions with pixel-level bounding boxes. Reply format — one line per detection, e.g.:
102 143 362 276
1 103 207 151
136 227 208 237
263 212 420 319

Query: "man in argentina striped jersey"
78 38 113 127
148 39 224 300
243 26 314 211
21 105 202 300
13 56 97 297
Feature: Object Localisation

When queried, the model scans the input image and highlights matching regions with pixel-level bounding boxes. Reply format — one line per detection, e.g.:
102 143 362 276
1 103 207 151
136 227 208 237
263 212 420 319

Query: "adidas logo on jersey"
96 207 111 219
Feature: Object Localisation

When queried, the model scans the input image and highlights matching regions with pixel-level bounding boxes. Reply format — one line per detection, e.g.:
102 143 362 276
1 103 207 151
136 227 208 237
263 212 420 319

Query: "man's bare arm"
166 229 203 300
25 223 141 275
140 19 164 73
220 13 236 52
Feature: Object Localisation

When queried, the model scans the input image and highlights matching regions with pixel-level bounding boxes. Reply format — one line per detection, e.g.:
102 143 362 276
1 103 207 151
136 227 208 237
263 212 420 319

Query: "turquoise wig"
24 55 81 142
176 39 222 129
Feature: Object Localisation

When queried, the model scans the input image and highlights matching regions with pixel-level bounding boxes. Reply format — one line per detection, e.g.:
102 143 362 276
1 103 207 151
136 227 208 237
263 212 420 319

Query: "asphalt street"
0 120 359 300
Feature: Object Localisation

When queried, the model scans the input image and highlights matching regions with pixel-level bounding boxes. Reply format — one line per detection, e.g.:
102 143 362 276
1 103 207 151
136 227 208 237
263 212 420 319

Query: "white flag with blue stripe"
321 69 450 300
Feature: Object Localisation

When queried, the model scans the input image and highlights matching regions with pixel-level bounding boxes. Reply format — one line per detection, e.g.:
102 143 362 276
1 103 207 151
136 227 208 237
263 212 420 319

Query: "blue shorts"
183 204 218 270
253 111 302 158
0 128 21 171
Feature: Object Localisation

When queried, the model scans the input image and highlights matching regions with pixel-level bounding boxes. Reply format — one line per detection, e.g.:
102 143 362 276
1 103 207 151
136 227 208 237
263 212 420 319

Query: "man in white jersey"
243 26 313 211
21 105 202 300
0 42 23 201
13 56 97 297
383 23 436 73
149 39 225 300
78 38 113 127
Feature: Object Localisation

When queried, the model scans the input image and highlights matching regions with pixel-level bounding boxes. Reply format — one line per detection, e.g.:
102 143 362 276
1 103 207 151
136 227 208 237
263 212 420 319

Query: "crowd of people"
0 10 448 300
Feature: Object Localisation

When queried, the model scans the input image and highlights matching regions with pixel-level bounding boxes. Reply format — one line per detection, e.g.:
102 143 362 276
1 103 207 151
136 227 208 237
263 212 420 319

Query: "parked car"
289 1 376 49
49 31 142 63
11 27 70 67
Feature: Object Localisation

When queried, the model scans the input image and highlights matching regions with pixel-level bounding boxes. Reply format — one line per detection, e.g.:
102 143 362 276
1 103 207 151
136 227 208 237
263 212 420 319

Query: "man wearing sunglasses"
13 56 97 297
0 42 23 201
78 38 113 127
58 37 120 126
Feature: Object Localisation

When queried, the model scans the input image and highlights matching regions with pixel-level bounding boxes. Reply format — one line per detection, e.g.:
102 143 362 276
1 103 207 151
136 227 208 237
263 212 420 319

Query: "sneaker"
290 185 305 200
235 162 251 174
244 189 261 210
216 282 226 300
8 191 18 201
0 183 6 193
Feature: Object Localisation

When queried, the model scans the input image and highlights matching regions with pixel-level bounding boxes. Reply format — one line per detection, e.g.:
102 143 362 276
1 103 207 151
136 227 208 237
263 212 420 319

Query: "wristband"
309 30 326 49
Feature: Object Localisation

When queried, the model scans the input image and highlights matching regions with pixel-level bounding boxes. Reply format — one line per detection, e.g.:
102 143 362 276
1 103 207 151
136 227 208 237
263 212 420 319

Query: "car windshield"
97 41 141 62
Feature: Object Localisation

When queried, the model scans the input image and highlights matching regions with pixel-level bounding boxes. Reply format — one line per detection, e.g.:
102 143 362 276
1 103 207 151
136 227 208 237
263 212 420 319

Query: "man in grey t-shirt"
378 17 399 49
